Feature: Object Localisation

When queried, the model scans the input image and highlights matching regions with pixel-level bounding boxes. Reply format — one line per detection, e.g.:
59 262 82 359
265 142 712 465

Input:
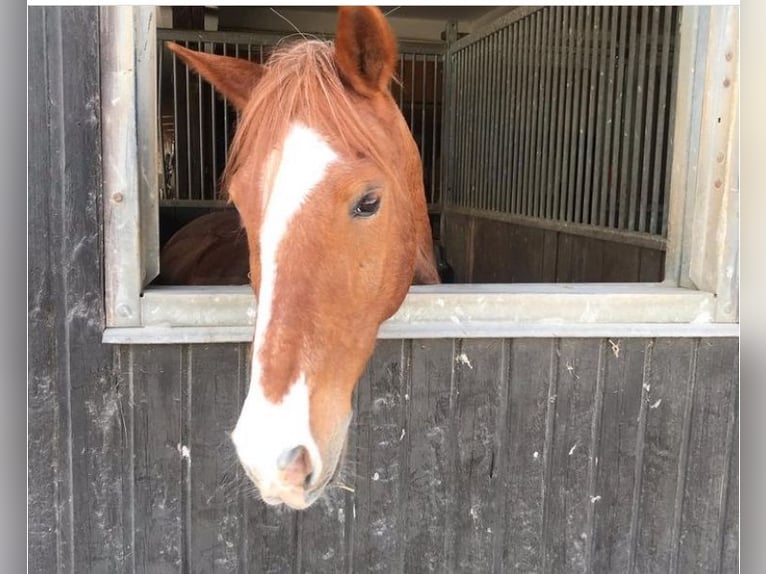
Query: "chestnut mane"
223 40 406 197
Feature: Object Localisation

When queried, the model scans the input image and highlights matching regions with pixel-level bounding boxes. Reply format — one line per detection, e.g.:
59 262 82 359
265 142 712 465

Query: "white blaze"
232 123 337 489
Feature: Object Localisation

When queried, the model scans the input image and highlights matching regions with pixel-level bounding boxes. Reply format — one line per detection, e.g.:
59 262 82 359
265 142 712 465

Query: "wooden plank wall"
442 210 665 283
28 7 737 573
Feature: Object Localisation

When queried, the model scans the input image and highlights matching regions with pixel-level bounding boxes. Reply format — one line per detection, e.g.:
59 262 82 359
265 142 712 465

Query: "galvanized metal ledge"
101 284 737 343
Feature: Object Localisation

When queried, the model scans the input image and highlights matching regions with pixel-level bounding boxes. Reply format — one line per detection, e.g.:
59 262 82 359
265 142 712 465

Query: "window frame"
100 6 739 344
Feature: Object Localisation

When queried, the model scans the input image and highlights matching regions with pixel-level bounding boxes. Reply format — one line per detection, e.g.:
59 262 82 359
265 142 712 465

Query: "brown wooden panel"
188 344 247 573
472 218 549 283
634 339 697 573
555 232 575 282
441 211 472 283
639 247 665 282
676 338 739 572
452 339 507 571
591 338 651 572
350 340 408 572
444 213 665 283
602 242 641 282
720 388 739 574
499 339 555 572
581 237 606 282
471 217 515 282
131 345 186 573
542 339 603 572
403 339 455 573
541 229 559 282
245 496 297 573
28 7 66 572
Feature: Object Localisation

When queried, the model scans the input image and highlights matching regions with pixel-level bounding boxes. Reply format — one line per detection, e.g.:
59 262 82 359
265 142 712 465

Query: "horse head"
169 6 439 509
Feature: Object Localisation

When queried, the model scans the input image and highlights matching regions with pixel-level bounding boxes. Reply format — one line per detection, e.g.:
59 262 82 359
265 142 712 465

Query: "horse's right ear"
167 42 264 111
334 7 397 98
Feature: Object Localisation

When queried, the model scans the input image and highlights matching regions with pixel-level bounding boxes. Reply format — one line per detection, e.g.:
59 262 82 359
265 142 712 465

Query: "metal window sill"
101 283 738 344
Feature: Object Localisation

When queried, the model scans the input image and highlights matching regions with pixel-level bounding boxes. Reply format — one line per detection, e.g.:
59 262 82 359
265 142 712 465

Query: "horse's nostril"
276 445 313 488
276 446 304 470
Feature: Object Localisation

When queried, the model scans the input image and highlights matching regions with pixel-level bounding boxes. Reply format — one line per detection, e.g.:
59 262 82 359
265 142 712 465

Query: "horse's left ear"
334 7 397 97
167 42 264 110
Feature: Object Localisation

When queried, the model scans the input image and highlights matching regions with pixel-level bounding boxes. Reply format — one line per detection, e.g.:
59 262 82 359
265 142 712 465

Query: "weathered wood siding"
28 7 738 574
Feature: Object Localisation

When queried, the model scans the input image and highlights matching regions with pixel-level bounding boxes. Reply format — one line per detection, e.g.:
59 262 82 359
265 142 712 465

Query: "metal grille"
445 6 680 237
156 29 445 208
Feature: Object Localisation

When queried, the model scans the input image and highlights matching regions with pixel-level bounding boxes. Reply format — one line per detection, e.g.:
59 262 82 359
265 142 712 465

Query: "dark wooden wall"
442 210 665 284
29 7 738 573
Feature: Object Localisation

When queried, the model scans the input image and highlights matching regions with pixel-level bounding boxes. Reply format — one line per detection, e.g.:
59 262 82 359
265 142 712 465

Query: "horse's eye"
352 191 381 218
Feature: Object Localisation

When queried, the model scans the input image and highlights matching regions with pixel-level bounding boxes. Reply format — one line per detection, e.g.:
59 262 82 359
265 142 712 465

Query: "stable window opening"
100 5 739 343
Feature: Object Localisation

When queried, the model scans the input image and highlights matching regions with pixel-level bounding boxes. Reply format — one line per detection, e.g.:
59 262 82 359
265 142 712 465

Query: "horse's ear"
334 7 397 97
166 42 264 111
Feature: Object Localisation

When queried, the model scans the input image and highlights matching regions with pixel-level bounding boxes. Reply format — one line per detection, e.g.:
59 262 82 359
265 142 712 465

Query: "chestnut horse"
167 6 439 509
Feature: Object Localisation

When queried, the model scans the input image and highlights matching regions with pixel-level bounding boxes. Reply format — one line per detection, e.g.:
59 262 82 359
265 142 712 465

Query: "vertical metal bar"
506 20 521 214
515 18 527 215
419 54 428 203
457 49 466 207
431 54 439 206
582 7 600 225
498 27 511 213
518 18 530 215
553 6 571 220
184 41 193 200
592 6 612 227
234 43 241 147
661 7 681 238
618 7 639 230
482 36 492 211
484 34 495 211
627 7 649 231
442 48 453 210
171 51 180 200
527 10 544 217
573 7 592 224
523 15 536 216
498 30 508 212
410 53 416 143
490 33 502 212
545 6 562 219
559 7 575 220
536 9 553 219
475 39 484 211
157 38 165 200
517 16 531 215
567 7 585 223
483 36 494 211
496 31 506 212
608 7 629 228
223 43 229 164
456 49 465 207
476 40 486 211
398 53 404 112
197 41 205 200
639 7 661 234
528 12 540 216
508 20 520 213
650 7 673 236
451 48 460 210
483 32 499 214
457 48 467 207
469 43 479 209
210 43 217 198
